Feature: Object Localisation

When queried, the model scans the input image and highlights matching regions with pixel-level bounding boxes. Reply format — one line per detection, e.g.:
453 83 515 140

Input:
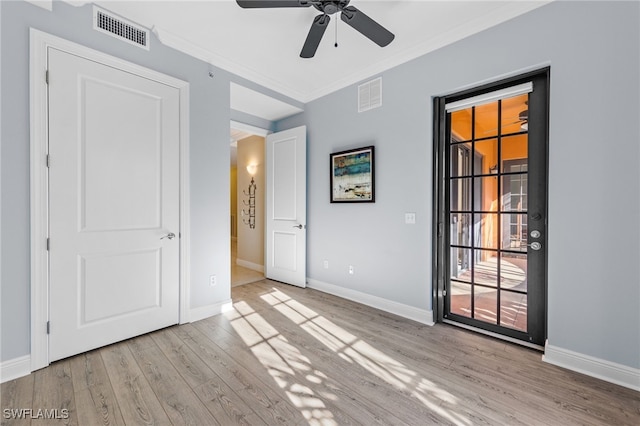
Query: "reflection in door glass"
473 213 498 249
450 247 471 283
500 253 527 290
450 213 471 247
474 290 498 324
450 281 472 318
474 249 499 288
502 213 528 251
500 290 527 329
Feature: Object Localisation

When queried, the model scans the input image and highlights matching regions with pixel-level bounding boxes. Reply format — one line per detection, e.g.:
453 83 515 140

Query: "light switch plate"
405 212 416 224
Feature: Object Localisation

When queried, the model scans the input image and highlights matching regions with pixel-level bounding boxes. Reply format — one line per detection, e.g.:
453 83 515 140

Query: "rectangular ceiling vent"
93 7 149 50
358 77 382 113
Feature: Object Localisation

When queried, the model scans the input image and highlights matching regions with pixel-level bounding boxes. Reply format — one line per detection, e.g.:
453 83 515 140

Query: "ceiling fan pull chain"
334 16 338 48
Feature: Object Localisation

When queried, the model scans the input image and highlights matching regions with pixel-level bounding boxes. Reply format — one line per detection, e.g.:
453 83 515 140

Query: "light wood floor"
2 280 639 425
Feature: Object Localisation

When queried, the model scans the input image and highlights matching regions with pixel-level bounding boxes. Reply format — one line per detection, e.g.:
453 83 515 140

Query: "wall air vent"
93 7 149 50
358 77 382 113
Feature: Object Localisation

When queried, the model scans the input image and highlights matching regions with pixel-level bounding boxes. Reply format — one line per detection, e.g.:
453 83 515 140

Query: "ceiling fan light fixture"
322 3 339 14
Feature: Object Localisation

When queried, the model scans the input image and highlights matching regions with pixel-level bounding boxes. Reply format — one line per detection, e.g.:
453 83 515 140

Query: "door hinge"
438 222 443 237
46 238 50 251
45 70 49 85
46 154 50 168
46 321 50 334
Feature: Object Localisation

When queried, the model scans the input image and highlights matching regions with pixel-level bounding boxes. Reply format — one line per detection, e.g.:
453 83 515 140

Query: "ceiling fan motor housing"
314 0 350 15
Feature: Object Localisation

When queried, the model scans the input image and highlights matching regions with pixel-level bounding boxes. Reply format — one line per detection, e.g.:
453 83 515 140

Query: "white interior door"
265 126 307 287
48 47 180 361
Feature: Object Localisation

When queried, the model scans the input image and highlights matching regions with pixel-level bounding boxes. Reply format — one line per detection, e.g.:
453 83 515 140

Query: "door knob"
528 241 541 250
292 224 304 229
161 232 176 240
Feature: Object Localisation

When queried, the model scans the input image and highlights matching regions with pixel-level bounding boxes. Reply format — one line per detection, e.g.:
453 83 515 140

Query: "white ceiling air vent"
358 77 382 113
93 7 149 50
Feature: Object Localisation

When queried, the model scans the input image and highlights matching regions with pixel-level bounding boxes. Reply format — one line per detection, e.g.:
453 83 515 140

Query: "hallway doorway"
230 122 268 287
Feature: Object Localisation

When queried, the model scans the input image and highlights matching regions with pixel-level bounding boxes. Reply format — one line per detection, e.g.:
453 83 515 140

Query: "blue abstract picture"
330 146 375 202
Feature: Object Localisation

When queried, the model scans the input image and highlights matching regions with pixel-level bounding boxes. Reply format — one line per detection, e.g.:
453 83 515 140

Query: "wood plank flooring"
2 280 639 425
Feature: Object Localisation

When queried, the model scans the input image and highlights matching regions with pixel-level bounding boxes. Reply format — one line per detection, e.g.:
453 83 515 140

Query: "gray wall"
0 0 237 361
277 1 640 369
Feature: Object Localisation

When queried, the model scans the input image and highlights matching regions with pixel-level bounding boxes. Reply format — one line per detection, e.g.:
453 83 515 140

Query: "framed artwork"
330 146 375 203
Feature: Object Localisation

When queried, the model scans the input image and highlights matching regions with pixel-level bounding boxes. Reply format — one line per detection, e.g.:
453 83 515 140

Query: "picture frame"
330 146 375 203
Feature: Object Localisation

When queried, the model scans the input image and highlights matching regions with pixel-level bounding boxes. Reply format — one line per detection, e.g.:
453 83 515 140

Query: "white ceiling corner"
231 83 303 121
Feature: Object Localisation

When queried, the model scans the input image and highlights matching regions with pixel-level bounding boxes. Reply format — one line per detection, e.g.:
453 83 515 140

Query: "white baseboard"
1 355 31 384
236 258 264 273
543 342 640 391
307 278 435 326
189 299 234 323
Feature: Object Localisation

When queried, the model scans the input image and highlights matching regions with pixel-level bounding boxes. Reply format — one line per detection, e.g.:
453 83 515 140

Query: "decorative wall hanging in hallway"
243 176 257 228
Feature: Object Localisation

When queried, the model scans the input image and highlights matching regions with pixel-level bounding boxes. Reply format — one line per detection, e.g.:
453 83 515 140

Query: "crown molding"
151 25 310 102
63 0 551 104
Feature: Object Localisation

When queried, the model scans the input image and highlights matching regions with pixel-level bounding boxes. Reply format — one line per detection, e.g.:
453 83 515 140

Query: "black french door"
434 69 549 347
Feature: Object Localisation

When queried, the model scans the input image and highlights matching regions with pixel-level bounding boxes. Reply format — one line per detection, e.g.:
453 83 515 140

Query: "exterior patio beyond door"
434 70 549 347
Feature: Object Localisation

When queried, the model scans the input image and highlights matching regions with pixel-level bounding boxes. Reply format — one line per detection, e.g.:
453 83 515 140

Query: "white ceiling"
67 0 550 121
230 82 303 121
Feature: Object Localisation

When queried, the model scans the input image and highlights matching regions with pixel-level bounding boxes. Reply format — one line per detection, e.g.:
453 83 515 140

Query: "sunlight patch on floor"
260 288 472 425
229 300 338 426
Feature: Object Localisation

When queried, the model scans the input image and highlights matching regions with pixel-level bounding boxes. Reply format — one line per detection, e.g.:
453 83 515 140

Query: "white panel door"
265 126 307 287
48 48 180 361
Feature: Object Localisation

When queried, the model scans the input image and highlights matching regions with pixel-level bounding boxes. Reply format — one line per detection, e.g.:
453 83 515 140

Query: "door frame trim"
29 29 191 371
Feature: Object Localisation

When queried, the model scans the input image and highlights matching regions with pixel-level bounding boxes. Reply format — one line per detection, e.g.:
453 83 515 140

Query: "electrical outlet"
209 275 217 287
323 260 329 269
348 265 354 275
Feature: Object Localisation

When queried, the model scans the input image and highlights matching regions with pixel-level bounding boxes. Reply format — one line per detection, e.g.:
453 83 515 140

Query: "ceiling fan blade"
340 6 394 47
300 14 330 58
236 0 312 8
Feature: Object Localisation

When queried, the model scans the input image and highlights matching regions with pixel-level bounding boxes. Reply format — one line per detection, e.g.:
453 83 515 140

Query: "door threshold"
443 319 544 351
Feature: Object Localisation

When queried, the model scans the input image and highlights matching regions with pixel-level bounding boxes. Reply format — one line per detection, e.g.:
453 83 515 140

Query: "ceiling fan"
236 0 395 58
508 105 529 131
483 102 529 133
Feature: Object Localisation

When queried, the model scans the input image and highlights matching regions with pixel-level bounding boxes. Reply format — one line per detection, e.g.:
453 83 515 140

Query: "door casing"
30 29 191 370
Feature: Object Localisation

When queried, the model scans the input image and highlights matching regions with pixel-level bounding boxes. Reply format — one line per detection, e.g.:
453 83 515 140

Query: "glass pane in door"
447 93 530 333
450 281 471 318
